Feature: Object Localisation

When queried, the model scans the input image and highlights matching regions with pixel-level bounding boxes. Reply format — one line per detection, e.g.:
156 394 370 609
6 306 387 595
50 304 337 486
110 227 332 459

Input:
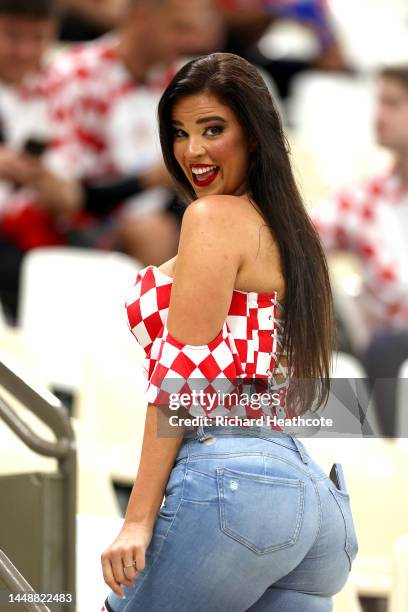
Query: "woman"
101 52 358 611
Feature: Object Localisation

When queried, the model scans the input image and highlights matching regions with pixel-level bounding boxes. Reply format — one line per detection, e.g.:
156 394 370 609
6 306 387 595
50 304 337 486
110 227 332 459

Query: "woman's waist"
182 421 293 441
177 423 312 468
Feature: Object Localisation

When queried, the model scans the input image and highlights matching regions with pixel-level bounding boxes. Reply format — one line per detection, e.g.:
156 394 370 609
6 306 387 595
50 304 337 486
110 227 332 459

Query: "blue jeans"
105 425 359 611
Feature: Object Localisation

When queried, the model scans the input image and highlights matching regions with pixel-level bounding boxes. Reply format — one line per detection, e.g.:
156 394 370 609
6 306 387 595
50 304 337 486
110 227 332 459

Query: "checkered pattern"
311 167 408 329
125 265 289 428
46 34 179 180
1 34 179 249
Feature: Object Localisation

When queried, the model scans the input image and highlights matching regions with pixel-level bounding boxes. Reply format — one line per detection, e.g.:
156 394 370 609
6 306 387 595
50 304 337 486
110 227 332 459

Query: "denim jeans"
105 425 358 612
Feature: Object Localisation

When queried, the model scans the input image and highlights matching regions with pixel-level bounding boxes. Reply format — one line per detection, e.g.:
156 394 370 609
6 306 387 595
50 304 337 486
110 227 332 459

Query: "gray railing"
0 354 76 609
0 549 51 612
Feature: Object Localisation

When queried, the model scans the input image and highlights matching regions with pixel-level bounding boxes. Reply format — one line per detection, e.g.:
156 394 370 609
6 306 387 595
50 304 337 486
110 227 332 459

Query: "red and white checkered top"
125 265 289 428
311 167 408 329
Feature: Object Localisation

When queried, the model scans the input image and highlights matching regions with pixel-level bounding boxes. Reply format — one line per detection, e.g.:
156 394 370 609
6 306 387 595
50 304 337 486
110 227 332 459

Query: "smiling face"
171 92 252 197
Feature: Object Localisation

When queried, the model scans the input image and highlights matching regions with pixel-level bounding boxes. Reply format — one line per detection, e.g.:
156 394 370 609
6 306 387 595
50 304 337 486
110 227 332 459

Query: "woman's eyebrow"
196 116 227 124
171 116 227 126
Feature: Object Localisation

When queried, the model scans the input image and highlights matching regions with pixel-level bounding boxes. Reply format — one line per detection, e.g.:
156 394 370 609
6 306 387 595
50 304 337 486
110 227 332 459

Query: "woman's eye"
205 126 224 136
173 129 187 139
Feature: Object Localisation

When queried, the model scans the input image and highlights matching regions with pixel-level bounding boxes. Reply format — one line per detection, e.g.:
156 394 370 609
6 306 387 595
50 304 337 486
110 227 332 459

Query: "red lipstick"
190 164 220 187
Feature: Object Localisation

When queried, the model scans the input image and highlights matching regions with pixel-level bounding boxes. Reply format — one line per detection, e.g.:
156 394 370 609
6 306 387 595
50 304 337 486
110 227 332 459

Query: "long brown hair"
158 52 335 414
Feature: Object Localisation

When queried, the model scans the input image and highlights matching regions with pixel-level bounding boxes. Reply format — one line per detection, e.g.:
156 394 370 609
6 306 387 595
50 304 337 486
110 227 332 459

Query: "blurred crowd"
1 0 408 437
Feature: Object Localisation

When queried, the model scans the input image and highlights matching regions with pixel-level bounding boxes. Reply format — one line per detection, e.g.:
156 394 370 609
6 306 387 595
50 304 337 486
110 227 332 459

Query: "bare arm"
101 403 185 598
101 196 243 597
123 403 185 527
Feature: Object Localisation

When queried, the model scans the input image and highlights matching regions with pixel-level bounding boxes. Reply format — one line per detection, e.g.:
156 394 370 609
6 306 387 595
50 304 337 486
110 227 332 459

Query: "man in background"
0 0 223 320
312 65 408 436
0 0 59 319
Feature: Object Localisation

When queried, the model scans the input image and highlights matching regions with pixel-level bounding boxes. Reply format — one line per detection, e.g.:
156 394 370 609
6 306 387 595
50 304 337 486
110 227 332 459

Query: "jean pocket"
216 467 305 555
329 487 359 570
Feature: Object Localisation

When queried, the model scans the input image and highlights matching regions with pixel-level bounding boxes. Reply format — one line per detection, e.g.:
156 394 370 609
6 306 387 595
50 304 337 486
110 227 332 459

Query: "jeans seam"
329 487 357 569
122 461 188 612
185 431 300 452
188 451 311 478
309 479 323 550
186 465 218 482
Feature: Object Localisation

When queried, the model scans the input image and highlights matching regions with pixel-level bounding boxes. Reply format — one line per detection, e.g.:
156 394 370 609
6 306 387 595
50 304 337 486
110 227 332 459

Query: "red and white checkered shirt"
125 265 289 429
46 34 179 179
0 67 51 213
1 35 180 249
311 167 408 329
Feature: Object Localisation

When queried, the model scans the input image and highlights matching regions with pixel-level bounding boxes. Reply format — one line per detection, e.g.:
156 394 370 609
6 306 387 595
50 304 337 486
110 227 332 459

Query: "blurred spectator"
58 0 126 42
0 0 223 322
0 0 58 320
311 65 408 436
217 0 351 98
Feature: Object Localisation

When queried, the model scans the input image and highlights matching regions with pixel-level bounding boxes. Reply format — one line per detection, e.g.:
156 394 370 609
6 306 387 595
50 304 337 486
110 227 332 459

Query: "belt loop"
291 435 309 464
196 424 212 442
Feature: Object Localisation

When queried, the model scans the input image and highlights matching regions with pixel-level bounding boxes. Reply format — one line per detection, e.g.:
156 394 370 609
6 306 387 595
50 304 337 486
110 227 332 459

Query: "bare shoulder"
177 196 244 269
185 194 247 214
187 196 285 298
182 195 254 235
167 197 244 344
171 194 284 298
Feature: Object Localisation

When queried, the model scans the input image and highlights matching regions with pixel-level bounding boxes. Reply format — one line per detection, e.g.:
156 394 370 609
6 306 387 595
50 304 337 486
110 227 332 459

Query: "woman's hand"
101 520 154 598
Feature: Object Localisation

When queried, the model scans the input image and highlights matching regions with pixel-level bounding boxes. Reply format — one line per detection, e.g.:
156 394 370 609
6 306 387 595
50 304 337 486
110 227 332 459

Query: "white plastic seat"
389 535 408 612
18 247 141 392
396 360 408 438
308 351 381 438
333 576 363 612
288 72 385 190
300 356 405 601
76 514 124 611
331 351 366 379
302 436 408 600
330 265 373 356
73 332 148 485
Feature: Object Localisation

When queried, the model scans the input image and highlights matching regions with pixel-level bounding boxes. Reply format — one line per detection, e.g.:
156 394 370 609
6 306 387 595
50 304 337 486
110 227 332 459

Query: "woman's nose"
187 138 206 157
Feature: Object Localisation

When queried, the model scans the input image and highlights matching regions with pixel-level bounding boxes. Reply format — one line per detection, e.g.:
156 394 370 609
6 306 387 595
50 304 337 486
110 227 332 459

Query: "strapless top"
125 265 289 428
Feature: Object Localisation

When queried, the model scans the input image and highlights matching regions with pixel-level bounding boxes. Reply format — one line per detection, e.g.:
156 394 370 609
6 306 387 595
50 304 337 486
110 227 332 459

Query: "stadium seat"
333 576 363 612
76 514 124 611
18 247 141 392
388 535 408 612
396 359 408 437
73 332 148 485
303 436 408 601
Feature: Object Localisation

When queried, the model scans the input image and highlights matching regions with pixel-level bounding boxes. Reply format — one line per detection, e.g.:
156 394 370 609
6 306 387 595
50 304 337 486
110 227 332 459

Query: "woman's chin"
194 183 226 197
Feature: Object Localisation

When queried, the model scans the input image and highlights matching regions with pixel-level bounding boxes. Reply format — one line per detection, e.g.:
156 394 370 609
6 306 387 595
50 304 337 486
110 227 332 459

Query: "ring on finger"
123 561 138 570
